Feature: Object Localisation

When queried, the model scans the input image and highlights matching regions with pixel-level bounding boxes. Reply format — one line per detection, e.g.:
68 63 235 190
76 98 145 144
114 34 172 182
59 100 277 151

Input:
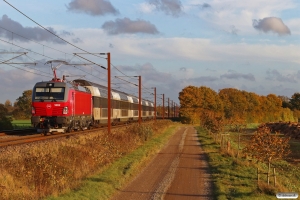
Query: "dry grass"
0 120 172 200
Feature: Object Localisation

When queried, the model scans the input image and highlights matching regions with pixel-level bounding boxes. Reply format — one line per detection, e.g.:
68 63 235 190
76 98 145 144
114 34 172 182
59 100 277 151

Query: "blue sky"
0 0 300 105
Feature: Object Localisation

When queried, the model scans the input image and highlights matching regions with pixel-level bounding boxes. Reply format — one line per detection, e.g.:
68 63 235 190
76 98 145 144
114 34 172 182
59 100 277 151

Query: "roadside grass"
46 124 179 200
11 119 31 129
196 126 300 200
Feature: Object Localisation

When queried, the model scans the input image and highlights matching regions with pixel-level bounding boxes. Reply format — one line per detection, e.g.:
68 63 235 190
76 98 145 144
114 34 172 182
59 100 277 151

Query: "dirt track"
111 126 213 200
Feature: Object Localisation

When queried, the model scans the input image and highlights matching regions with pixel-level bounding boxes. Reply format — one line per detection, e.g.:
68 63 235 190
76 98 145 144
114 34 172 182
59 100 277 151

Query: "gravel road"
111 126 213 200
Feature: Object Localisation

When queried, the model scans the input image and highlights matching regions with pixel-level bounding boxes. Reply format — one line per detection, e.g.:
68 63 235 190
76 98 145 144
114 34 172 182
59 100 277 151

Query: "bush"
0 116 13 130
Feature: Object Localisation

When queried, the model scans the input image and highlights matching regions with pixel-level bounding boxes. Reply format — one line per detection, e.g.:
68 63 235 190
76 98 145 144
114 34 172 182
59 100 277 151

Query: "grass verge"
11 119 31 129
196 126 300 200
45 124 179 200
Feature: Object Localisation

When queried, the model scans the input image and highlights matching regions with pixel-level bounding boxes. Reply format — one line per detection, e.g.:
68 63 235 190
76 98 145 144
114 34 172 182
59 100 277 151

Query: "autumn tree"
289 93 300 110
0 104 13 130
13 90 32 119
4 99 14 114
278 95 292 109
218 88 248 120
179 86 223 124
243 126 290 184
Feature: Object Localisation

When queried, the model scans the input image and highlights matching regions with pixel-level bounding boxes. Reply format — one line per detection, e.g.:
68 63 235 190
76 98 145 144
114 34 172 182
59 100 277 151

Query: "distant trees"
0 103 13 130
178 86 296 124
13 90 32 119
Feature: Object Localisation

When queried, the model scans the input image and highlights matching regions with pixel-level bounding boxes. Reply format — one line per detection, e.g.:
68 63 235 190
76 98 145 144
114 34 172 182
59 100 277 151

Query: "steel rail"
0 121 156 148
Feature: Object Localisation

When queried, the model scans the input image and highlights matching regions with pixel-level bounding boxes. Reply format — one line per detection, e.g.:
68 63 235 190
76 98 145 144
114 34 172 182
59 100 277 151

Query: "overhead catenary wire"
3 0 103 57
0 26 73 56
0 58 52 78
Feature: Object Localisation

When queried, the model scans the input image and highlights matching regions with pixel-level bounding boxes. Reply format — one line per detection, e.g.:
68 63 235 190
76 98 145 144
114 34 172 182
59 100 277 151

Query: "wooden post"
257 167 259 186
273 168 276 186
221 134 223 147
227 140 230 153
267 161 270 185
237 132 240 159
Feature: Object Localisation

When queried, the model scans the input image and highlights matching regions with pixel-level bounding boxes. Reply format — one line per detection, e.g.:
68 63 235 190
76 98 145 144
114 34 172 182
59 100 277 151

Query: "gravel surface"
111 126 213 200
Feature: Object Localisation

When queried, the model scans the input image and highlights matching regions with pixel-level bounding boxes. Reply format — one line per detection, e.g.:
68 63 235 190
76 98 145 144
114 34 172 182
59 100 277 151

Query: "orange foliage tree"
178 86 223 124
243 126 290 184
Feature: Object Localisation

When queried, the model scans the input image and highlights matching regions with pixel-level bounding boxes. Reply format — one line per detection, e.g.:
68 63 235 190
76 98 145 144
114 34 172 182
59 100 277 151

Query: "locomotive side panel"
74 91 92 116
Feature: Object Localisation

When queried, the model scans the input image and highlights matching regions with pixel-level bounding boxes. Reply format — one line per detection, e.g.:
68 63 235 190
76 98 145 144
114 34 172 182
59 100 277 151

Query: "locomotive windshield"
35 87 65 101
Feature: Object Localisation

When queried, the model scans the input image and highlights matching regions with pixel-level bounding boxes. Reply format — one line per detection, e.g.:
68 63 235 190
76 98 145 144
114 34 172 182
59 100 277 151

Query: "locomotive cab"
31 80 92 133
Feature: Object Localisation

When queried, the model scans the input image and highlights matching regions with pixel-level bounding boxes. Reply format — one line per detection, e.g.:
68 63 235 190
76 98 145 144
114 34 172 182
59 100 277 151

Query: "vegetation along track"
0 123 135 148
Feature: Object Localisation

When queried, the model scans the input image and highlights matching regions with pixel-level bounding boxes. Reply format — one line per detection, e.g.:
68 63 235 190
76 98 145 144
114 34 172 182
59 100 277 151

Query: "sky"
0 0 300 105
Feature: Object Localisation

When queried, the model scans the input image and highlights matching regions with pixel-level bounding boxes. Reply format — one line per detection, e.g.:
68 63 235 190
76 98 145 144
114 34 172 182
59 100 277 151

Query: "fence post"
237 132 240 159
273 168 276 187
257 167 259 186
227 140 230 153
221 134 223 147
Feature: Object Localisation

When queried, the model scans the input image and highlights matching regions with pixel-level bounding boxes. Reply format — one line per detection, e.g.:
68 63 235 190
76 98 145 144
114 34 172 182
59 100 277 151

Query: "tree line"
0 90 32 130
179 86 300 124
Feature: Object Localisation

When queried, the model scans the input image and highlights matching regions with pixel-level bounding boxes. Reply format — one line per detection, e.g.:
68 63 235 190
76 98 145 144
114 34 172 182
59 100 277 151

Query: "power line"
4 0 105 57
0 37 54 60
0 58 52 78
0 26 72 56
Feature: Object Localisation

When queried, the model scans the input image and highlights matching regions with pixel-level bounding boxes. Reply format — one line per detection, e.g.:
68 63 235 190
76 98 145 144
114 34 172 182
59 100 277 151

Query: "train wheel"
66 127 72 133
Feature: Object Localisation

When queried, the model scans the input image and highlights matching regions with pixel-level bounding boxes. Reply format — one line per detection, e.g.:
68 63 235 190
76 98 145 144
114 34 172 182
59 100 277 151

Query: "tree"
13 90 32 119
178 86 223 124
290 93 300 110
0 104 13 130
4 99 14 114
243 126 290 184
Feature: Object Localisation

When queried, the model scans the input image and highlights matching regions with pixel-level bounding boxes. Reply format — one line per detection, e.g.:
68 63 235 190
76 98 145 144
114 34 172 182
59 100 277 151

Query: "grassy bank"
0 120 178 199
196 126 300 200
11 119 31 129
46 124 179 200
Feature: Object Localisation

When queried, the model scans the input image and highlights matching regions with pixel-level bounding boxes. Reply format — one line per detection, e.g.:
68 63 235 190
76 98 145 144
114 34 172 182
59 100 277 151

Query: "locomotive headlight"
31 107 35 114
63 106 68 114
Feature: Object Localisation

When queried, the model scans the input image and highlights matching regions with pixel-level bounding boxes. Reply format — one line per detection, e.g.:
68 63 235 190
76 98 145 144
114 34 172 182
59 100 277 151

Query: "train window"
112 100 119 109
35 87 65 100
120 101 129 109
50 88 65 100
93 97 100 108
100 97 108 108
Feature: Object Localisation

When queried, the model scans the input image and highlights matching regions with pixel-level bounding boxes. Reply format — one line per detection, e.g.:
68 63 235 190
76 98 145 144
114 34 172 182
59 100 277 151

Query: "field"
196 126 300 199
11 119 31 129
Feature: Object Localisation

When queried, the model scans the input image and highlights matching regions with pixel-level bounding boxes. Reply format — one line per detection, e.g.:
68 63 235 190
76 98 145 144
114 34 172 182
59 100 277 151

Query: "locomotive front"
31 80 92 133
31 81 72 133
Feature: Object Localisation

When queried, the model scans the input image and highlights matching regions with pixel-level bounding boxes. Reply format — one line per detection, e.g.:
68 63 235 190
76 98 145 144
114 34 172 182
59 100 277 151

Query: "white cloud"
137 2 156 13
187 0 296 34
253 17 291 36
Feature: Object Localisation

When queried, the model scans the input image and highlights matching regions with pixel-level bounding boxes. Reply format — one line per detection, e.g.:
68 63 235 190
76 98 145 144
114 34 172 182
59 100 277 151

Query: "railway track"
0 123 130 148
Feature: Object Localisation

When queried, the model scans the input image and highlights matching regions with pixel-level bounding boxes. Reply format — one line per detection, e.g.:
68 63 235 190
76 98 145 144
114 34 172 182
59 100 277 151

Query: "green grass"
45 125 179 200
195 126 293 200
11 119 31 129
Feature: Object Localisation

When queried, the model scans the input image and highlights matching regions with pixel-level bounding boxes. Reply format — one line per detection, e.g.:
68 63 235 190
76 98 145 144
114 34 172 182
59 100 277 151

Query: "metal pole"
107 52 111 134
171 100 173 118
163 94 165 119
154 87 156 121
168 98 170 118
139 76 141 124
173 101 175 118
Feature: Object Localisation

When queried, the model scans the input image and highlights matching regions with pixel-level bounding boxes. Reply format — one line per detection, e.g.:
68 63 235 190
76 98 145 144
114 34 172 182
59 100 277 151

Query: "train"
31 64 155 133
